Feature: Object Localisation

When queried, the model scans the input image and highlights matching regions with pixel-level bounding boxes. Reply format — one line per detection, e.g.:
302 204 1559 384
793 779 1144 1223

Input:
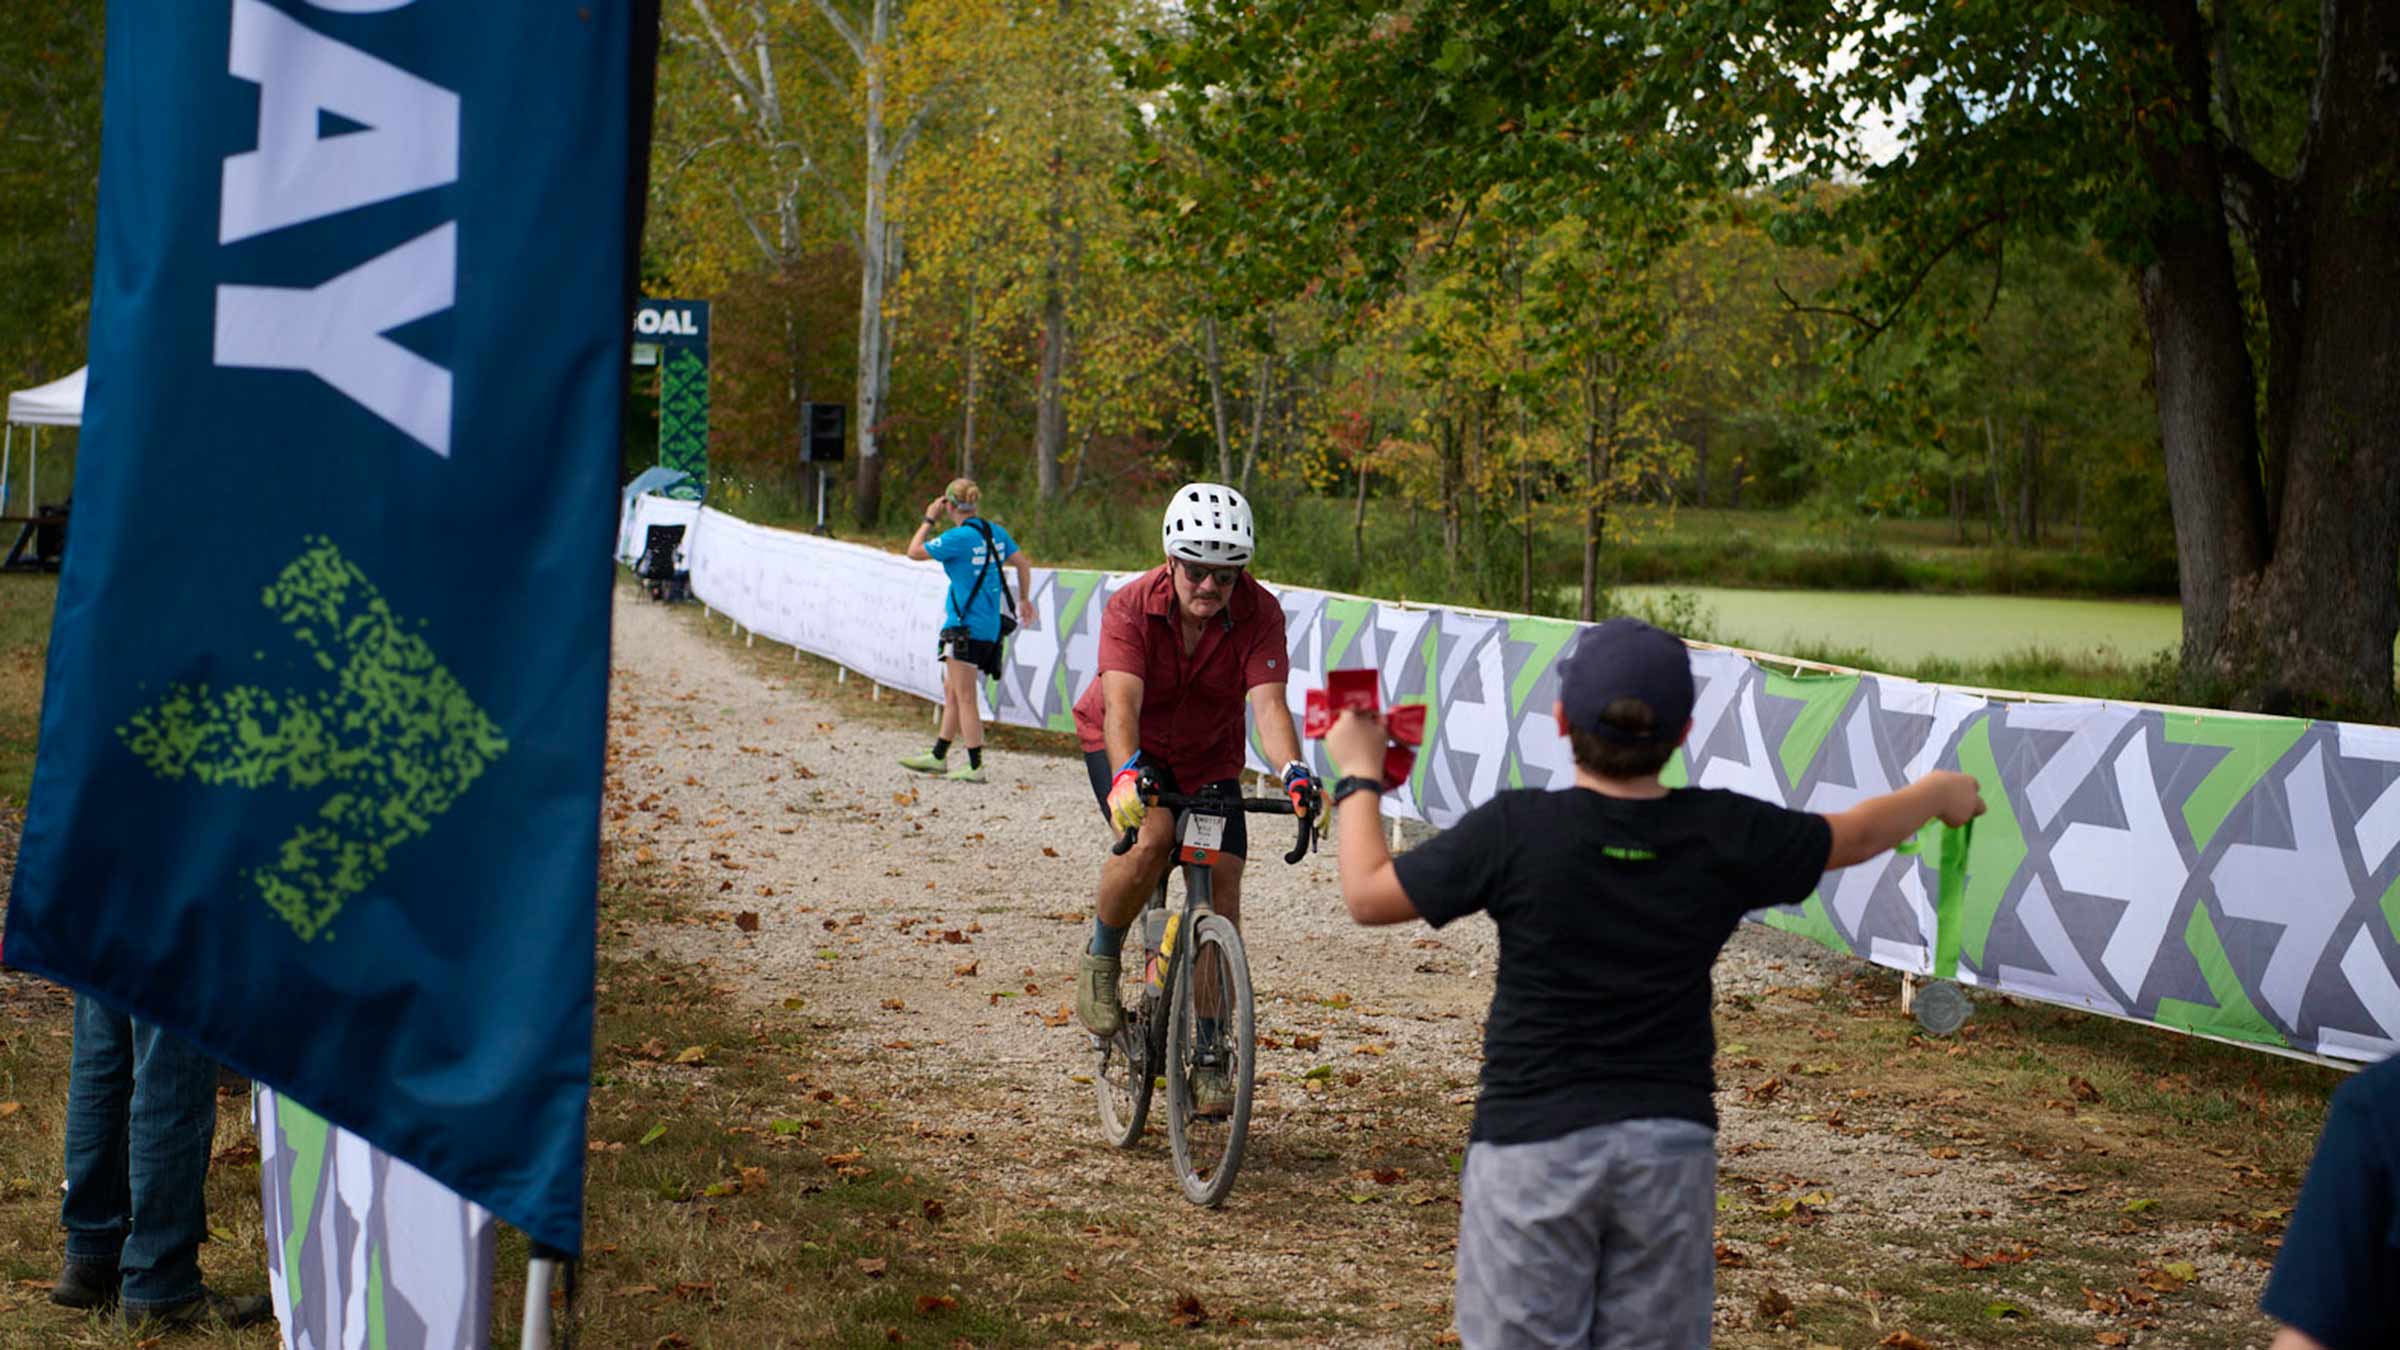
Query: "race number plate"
1182 811 1227 853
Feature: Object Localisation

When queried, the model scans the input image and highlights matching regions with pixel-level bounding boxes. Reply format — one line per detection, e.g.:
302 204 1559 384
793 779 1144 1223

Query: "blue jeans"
60 993 220 1311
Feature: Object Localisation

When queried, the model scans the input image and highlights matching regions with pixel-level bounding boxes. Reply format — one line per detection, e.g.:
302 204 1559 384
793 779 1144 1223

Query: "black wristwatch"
1332 776 1385 805
922 514 943 527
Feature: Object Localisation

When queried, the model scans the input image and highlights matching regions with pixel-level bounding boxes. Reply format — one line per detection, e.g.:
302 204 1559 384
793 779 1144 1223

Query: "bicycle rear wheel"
1164 914 1255 1206
1093 967 1158 1148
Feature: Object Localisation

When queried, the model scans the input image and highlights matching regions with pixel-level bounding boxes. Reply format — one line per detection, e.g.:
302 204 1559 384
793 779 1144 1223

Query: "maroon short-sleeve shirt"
1071 565 1289 785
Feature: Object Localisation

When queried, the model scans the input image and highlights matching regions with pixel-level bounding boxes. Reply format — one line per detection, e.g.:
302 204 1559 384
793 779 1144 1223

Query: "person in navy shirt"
2262 1053 2400 1348
902 478 1034 784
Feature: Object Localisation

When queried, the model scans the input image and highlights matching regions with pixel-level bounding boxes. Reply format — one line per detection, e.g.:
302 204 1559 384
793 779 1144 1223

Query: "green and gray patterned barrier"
627 495 2400 1065
258 1086 495 1350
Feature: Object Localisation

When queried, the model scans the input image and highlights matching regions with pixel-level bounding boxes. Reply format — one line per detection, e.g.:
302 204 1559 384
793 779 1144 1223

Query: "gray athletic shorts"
1454 1118 1718 1349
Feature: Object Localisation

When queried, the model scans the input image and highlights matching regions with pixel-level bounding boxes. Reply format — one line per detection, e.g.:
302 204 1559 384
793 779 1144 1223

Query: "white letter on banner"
214 224 456 456
220 0 459 244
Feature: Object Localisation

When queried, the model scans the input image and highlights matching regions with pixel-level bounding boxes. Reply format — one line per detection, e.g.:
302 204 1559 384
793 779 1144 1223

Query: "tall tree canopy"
1127 0 2400 715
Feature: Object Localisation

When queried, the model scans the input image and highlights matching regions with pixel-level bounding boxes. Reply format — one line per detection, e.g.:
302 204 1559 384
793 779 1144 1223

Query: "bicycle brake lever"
1111 825 1139 857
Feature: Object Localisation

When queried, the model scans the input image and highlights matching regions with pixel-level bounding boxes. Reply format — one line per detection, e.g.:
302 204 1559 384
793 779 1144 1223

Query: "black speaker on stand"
801 402 845 536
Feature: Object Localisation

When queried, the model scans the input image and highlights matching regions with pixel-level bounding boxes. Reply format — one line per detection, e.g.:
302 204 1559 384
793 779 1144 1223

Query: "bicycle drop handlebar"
1110 792 1317 866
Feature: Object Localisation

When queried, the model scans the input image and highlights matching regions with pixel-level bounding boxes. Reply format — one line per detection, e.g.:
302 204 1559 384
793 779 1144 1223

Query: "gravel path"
602 589 2279 1346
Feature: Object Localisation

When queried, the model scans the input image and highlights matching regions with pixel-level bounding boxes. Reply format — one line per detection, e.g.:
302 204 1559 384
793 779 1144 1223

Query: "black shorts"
938 627 1003 680
1083 750 1247 859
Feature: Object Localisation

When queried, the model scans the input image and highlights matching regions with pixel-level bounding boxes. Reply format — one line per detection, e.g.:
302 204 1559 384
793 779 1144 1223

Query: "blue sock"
1089 918 1127 958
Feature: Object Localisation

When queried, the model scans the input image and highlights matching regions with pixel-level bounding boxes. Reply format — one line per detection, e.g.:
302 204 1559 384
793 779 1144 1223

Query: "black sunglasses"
1175 559 1243 588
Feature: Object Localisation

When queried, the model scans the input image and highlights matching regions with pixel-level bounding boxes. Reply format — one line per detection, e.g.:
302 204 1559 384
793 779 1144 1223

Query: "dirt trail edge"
606 589 2290 1348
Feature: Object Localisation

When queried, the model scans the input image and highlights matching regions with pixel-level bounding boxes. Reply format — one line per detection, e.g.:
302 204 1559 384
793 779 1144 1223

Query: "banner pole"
522 1257 557 1350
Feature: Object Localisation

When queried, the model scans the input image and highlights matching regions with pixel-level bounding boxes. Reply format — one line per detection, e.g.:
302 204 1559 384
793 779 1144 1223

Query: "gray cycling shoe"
1075 952 1124 1038
1190 1059 1235 1119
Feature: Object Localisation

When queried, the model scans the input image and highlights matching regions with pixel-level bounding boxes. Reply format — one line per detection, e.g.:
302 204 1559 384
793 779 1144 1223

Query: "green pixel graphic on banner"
117 539 509 942
658 346 709 499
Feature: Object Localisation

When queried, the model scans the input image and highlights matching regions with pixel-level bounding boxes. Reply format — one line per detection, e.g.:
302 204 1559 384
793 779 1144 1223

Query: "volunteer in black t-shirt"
2260 1052 2400 1349
1322 618 1985 1350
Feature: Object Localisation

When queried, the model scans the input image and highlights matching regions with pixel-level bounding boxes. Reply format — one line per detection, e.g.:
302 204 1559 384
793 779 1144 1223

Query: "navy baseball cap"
1561 618 1693 743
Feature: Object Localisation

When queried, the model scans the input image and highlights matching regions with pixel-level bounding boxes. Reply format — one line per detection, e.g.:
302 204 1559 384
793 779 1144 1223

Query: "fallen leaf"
1167 1292 1208 1328
1878 1334 1934 1350
735 911 760 932
1041 846 1059 857
953 960 979 977
941 930 969 944
882 998 907 1011
825 1151 866 1166
855 1257 889 1278
638 1124 667 1147
915 1294 956 1314
673 1045 709 1065
1928 1146 1962 1160
2097 1335 2130 1347
2071 1075 2103 1103
921 1198 945 1223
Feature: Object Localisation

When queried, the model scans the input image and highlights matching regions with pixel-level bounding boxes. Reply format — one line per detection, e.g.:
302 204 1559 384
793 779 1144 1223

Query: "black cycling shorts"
938 627 1003 681
1083 750 1247 859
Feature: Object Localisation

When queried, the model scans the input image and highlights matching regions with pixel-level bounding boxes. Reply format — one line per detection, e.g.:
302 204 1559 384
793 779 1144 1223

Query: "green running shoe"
898 749 947 774
946 763 988 784
1190 1057 1235 1119
1075 952 1124 1037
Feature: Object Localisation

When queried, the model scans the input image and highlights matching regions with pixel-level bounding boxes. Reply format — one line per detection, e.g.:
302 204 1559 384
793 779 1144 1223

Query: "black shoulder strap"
967 518 1015 616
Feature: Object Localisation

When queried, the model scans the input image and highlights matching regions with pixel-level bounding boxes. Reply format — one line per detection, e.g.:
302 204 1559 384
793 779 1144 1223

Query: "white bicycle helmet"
1162 482 1256 566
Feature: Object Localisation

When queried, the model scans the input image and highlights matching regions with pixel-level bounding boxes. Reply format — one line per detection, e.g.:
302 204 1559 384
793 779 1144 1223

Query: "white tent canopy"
7 366 86 427
3 364 83 516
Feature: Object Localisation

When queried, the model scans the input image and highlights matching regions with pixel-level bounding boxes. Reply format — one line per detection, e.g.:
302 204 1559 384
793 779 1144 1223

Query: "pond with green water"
1614 585 2183 666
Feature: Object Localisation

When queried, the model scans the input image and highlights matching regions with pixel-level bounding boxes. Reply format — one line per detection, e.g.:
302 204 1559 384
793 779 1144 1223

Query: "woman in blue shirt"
902 478 1035 783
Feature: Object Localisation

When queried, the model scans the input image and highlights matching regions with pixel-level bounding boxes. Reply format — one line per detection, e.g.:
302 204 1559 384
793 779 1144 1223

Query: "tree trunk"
2201 0 2400 713
1239 349 1270 496
1032 0 1081 501
1352 443 1371 572
960 315 978 480
1439 412 1461 564
2018 419 2042 546
1728 448 1746 509
1692 416 1710 509
1203 316 1234 482
2073 463 2084 550
1951 463 1966 544
1982 414 2007 544
1034 228 1067 499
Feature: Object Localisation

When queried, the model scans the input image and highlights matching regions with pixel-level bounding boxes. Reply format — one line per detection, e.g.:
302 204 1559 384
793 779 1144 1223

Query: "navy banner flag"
2 1 659 1255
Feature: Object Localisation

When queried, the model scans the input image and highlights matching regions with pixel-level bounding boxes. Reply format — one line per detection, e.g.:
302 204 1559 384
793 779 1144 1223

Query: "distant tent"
3 365 84 516
6 366 86 426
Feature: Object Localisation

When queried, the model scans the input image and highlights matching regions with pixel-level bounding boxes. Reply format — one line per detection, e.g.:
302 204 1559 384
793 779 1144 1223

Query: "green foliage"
0 2 102 394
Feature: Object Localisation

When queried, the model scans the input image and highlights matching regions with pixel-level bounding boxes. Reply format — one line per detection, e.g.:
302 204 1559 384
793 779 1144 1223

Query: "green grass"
0 575 53 806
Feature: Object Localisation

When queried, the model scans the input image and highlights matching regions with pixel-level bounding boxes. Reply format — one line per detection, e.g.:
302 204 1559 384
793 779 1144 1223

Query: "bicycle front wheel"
1094 968 1158 1149
1164 914 1255 1206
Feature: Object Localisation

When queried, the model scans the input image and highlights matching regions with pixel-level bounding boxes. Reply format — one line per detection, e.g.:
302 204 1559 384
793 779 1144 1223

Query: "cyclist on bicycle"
1071 483 1321 1117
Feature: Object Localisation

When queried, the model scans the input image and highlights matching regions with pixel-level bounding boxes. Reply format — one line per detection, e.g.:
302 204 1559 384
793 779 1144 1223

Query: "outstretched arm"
1326 710 1416 925
1824 771 1983 870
